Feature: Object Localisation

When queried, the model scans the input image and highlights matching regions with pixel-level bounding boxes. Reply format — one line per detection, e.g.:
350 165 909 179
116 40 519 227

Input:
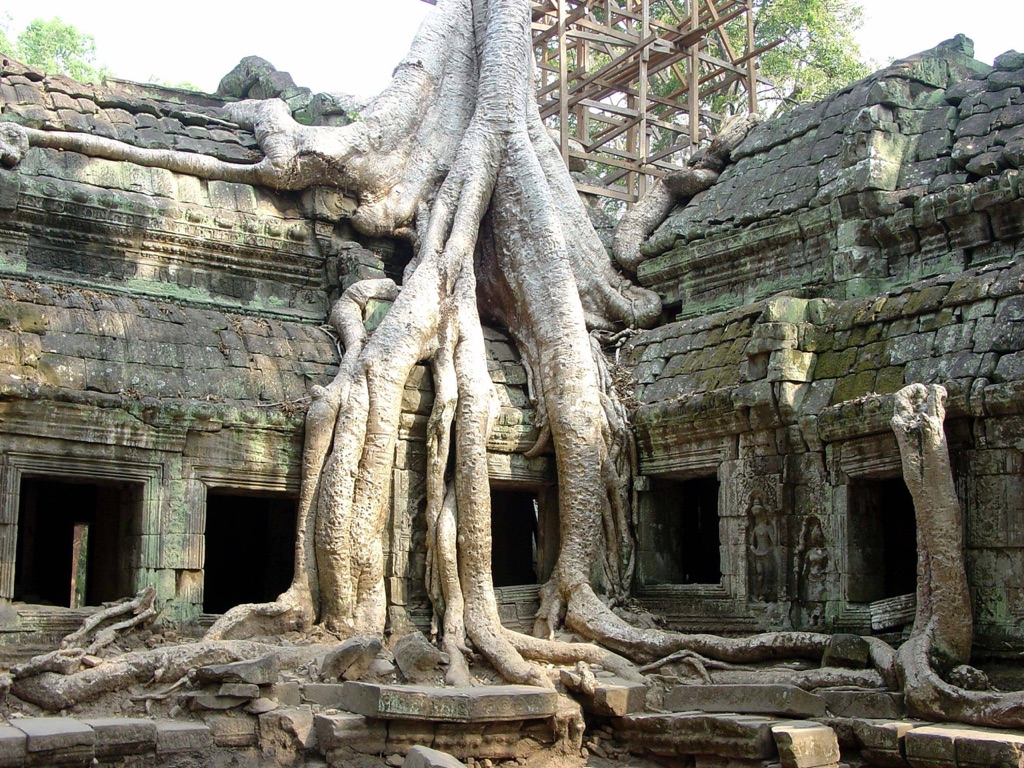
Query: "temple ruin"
0 10 1023 767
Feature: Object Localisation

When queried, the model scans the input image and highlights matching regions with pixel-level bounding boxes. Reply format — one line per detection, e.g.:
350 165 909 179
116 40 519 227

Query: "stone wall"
625 36 1024 650
0 59 545 642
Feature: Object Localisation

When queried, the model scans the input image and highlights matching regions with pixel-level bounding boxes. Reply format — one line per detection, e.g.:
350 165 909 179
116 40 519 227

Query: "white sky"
3 1 1022 97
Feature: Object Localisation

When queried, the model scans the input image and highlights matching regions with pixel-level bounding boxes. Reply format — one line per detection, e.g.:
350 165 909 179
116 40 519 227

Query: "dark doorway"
639 476 721 585
847 477 918 602
490 490 539 588
15 477 140 607
203 490 298 614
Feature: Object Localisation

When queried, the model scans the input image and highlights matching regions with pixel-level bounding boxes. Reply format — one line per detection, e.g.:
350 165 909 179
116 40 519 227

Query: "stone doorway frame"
0 452 162 602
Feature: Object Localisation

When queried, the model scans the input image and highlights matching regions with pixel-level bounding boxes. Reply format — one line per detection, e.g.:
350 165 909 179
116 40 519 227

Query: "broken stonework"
403 745 466 768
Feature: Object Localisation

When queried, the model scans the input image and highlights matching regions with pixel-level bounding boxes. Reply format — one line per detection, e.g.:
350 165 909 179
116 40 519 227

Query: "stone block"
186 692 250 711
154 720 213 754
218 682 260 698
615 713 778 760
574 677 647 716
954 727 1024 767
81 717 156 757
204 713 257 748
664 685 827 718
768 350 816 383
821 634 870 669
196 653 280 685
772 722 840 768
259 707 318 764
314 712 387 755
404 745 466 768
904 725 957 768
0 726 26 768
269 682 302 707
321 636 383 682
302 683 348 708
10 718 95 753
339 682 558 722
819 691 905 719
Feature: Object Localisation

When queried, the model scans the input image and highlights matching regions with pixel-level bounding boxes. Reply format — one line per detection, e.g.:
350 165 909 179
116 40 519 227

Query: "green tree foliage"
753 0 871 109
2 16 107 83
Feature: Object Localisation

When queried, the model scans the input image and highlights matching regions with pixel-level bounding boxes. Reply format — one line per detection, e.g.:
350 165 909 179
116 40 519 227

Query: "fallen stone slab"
905 723 1024 768
819 690 905 719
573 677 647 716
404 745 466 768
0 726 26 768
821 634 870 669
153 720 213 754
81 718 156 758
196 653 280 685
393 632 448 683
665 685 827 718
321 636 383 682
772 722 840 768
614 712 779 760
339 682 558 722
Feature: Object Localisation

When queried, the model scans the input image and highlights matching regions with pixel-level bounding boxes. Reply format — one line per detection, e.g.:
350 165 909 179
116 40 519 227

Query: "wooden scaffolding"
420 0 775 203
532 0 776 203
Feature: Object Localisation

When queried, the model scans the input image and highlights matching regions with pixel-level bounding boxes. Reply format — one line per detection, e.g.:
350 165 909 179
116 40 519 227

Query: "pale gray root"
14 587 159 680
891 383 1024 727
10 640 270 712
613 114 760 273
60 585 157 651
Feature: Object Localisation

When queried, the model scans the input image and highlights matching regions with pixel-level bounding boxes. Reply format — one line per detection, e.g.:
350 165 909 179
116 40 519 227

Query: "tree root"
11 641 271 712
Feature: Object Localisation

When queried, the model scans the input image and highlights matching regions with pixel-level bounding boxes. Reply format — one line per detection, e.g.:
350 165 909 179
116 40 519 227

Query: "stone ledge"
338 682 558 723
664 685 827 719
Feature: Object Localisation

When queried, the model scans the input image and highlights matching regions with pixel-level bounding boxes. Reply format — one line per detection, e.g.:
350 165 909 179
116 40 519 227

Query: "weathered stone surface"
321 636 383 682
204 712 258 748
615 713 779 760
905 724 1024 768
154 720 214 754
81 718 156 757
218 682 260 698
259 707 317 766
664 685 827 718
0 726 26 768
771 722 840 768
403 745 466 768
9 718 95 753
819 690 905 719
821 634 871 669
314 712 387 755
574 677 648 716
393 631 448 683
196 653 281 685
339 682 558 722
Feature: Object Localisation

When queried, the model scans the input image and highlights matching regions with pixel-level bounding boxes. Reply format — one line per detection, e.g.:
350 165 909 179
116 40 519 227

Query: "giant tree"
4 0 1024 731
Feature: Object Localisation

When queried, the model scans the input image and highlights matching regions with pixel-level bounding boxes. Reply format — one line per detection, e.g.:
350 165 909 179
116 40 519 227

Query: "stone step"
664 684 827 718
574 677 647 717
337 682 558 723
